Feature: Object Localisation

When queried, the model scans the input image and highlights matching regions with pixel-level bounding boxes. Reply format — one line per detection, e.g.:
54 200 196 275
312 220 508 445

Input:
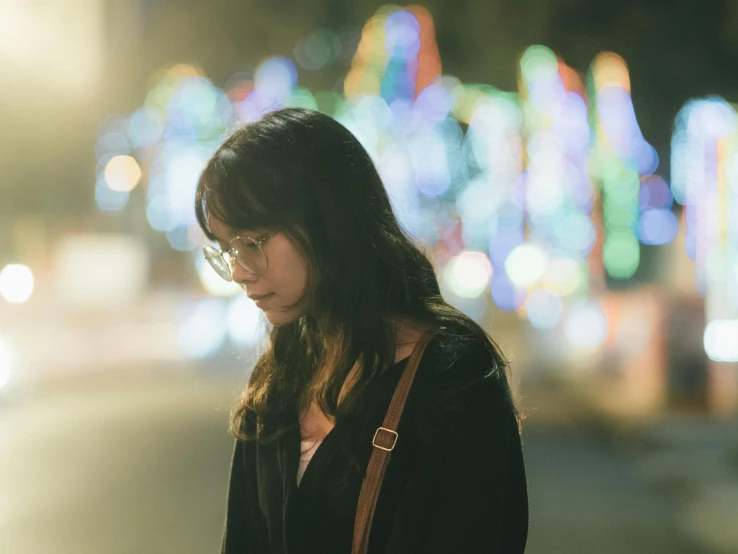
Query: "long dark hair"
195 107 517 442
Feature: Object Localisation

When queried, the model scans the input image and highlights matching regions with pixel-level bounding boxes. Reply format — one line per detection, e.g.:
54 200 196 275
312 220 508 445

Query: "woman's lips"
250 293 274 308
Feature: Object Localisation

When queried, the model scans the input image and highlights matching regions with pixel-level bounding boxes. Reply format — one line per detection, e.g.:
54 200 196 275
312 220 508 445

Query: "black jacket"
220 334 529 553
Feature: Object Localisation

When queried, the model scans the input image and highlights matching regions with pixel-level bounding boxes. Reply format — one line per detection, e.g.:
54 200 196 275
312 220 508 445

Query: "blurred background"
1 0 738 552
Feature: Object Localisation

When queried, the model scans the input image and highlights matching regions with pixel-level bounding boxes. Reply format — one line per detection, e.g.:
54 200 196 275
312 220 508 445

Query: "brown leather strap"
352 332 435 554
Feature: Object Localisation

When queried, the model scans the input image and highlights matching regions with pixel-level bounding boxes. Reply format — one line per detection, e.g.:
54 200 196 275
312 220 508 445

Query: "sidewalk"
522 379 738 553
630 414 738 554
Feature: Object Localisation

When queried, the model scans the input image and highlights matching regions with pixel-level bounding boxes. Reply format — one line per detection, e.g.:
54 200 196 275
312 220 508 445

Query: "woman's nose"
231 260 259 284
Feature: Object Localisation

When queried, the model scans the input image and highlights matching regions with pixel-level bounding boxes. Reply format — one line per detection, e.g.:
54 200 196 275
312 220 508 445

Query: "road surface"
0 368 716 554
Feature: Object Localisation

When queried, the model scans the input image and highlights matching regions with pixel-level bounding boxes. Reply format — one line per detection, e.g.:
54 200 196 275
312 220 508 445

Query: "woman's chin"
262 308 300 327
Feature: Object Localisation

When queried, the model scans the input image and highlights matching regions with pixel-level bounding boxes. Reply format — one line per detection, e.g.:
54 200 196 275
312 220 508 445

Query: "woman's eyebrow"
236 229 265 239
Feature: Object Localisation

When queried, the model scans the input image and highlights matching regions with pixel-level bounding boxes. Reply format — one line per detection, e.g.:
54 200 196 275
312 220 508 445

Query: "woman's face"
208 214 310 326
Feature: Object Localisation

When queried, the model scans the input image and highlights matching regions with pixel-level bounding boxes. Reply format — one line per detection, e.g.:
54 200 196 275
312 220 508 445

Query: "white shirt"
296 438 322 486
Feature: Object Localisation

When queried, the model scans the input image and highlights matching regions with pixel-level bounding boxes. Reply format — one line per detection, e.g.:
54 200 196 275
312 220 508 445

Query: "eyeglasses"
203 228 284 282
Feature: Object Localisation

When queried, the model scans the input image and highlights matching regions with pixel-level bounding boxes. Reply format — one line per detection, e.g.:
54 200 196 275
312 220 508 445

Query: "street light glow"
0 264 34 304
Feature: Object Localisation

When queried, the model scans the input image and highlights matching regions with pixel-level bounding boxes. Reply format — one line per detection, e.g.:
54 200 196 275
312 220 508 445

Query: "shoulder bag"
352 332 435 554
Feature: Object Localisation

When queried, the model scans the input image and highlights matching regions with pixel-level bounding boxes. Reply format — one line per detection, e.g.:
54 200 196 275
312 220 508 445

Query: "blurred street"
0 368 235 554
2 367 735 554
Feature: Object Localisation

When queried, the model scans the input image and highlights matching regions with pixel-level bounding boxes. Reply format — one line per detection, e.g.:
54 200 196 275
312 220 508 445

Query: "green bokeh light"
603 232 640 279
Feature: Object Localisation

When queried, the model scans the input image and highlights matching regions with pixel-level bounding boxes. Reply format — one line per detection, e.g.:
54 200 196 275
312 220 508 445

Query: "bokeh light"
0 264 34 304
525 290 564 329
92 6 738 368
104 155 142 192
253 57 298 109
639 175 673 210
294 29 340 71
704 319 738 362
95 174 129 212
443 250 493 299
543 257 585 297
603 231 640 279
176 298 228 358
638 209 679 246
227 295 267 348
564 300 609 351
197 255 242 297
104 16 678 326
128 106 166 148
491 274 527 311
505 245 548 288
671 97 738 307
590 51 658 280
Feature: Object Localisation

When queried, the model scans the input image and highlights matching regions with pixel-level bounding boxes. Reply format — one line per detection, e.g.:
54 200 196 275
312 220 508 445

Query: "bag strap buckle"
372 427 398 452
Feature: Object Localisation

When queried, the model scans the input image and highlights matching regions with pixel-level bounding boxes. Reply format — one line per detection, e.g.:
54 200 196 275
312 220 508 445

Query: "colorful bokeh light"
95 5 735 360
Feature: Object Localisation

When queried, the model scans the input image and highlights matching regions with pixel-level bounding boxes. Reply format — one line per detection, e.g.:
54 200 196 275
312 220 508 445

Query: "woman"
195 107 528 553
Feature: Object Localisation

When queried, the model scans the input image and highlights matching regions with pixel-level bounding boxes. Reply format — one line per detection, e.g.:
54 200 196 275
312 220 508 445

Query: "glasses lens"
232 237 268 275
203 245 233 281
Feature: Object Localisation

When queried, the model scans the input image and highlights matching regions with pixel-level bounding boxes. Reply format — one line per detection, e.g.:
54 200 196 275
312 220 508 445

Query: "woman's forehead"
207 213 234 240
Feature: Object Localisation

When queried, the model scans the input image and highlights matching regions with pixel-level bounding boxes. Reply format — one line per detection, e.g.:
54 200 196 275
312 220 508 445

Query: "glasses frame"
204 227 285 282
